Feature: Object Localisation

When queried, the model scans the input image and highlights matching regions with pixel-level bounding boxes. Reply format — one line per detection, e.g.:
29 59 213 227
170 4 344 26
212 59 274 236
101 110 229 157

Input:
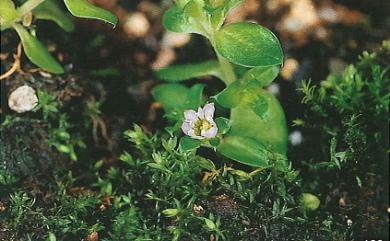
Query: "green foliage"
63 0 117 26
0 0 117 73
215 22 283 67
14 23 64 73
298 41 390 238
154 0 287 167
156 60 221 82
1 125 317 240
34 0 75 32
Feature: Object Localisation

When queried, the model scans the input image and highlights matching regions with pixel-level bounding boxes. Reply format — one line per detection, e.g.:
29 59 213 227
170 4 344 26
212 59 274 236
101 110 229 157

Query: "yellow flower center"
193 118 213 136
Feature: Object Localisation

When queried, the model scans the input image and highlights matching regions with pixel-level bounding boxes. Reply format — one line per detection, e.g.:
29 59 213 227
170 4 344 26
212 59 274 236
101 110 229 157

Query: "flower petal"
188 129 204 139
184 110 197 121
181 122 193 135
203 103 215 119
202 126 218 138
197 107 205 119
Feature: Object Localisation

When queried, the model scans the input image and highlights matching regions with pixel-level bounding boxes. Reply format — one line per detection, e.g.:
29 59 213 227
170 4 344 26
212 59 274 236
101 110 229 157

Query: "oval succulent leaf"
156 60 221 82
214 80 242 108
179 136 201 151
152 83 189 112
0 0 18 29
14 24 64 73
64 0 117 26
242 65 280 87
217 135 270 167
34 0 75 32
183 84 205 109
215 22 283 67
163 5 202 34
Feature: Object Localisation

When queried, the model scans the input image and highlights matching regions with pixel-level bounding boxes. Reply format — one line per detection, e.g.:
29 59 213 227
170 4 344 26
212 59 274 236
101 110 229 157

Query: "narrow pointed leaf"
64 0 117 26
14 24 64 73
34 0 75 32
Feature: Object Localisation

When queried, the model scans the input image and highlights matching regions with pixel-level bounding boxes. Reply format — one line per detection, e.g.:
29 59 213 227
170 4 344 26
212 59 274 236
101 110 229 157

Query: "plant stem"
216 53 236 85
17 0 46 17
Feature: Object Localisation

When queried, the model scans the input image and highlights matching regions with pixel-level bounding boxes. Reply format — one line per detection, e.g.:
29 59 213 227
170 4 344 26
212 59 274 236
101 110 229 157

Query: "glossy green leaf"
214 81 242 108
0 0 18 29
242 65 280 86
64 0 117 26
217 135 270 167
34 0 75 32
215 22 283 67
156 60 221 82
163 5 202 34
14 24 64 73
246 92 269 119
229 90 288 155
184 0 205 19
179 136 201 151
184 84 205 109
152 83 189 112
215 117 231 134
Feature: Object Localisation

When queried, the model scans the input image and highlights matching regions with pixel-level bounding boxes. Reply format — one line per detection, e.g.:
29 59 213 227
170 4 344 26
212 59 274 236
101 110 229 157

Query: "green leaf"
229 90 288 155
64 0 117 26
183 84 205 109
14 24 64 73
152 83 189 112
0 0 18 29
183 0 205 19
179 136 201 151
215 117 231 134
215 22 283 67
163 5 202 34
246 92 269 119
217 135 270 167
214 81 242 108
242 65 280 86
34 0 75 32
156 60 221 82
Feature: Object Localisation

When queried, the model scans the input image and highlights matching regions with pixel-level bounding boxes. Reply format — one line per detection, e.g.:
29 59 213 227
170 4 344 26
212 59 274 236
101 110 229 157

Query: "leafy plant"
0 0 117 73
153 0 287 167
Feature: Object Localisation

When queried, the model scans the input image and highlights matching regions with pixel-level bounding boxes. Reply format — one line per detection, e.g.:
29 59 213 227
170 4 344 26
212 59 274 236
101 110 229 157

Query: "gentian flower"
181 103 218 139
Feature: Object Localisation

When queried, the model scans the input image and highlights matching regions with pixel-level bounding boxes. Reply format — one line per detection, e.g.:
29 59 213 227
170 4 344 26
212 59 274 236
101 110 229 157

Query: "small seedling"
153 0 287 167
0 0 117 73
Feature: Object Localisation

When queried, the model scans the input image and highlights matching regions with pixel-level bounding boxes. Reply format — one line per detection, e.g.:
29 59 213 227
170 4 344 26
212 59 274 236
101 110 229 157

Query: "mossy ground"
1 0 389 240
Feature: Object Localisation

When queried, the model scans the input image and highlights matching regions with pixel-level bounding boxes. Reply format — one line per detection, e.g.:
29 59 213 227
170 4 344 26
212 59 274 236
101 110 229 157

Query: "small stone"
289 130 303 146
162 32 191 48
347 219 353 226
123 12 150 38
281 58 299 80
8 85 38 113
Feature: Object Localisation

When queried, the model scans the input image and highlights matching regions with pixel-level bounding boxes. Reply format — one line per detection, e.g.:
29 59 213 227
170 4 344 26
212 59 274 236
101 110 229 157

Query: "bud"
300 193 320 212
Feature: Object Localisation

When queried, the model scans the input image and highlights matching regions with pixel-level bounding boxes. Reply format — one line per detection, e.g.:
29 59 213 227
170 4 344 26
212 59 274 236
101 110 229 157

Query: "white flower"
181 103 218 139
8 85 38 113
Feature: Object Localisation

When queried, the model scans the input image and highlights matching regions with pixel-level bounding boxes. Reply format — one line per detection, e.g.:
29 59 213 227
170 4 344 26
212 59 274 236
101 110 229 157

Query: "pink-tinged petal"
203 103 215 119
201 126 218 138
184 110 197 121
197 107 205 119
181 122 192 135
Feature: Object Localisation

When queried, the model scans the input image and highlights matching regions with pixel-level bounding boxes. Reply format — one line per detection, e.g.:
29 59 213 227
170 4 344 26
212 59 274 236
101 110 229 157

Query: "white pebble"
289 130 303 146
8 85 38 113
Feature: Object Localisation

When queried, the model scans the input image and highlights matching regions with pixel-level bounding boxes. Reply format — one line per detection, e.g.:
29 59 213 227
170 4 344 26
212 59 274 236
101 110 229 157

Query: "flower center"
193 118 213 136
